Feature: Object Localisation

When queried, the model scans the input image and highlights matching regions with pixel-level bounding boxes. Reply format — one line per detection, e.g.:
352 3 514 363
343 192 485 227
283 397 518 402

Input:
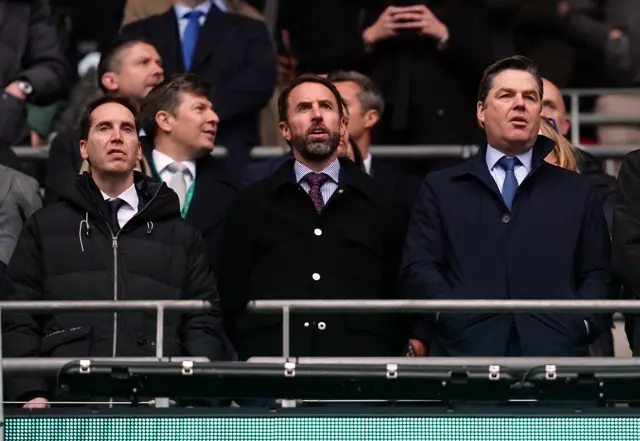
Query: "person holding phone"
359 0 494 175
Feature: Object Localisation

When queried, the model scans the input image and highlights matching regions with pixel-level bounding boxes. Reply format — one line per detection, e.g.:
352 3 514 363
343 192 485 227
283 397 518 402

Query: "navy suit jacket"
401 136 613 357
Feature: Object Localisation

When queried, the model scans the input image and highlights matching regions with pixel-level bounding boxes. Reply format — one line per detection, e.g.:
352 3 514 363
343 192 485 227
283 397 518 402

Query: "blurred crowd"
1 0 640 166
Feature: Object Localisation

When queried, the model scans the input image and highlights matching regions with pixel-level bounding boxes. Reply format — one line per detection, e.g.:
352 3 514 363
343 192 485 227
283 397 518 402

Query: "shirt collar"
294 158 341 184
363 154 372 175
174 1 214 19
486 144 533 173
101 183 139 210
152 149 196 179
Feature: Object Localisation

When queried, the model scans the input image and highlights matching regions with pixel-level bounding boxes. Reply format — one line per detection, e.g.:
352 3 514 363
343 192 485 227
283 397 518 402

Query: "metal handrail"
0 357 211 375
248 299 635 358
249 299 640 313
246 356 640 368
563 88 640 96
10 143 640 161
0 299 212 437
0 300 209 312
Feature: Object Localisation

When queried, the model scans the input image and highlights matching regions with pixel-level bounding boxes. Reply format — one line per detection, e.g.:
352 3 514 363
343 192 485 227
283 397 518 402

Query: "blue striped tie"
498 156 519 210
181 10 205 71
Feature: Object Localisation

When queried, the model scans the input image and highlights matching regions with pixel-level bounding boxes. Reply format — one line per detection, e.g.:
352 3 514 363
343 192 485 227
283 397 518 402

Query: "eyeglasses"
543 117 559 133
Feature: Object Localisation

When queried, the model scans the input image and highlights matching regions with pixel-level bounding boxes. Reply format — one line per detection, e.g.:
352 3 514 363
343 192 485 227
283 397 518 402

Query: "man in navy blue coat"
401 56 612 357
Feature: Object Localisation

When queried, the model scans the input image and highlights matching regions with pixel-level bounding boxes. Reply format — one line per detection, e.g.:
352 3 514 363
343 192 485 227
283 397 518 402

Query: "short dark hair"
477 55 543 104
277 75 344 123
139 73 211 141
327 70 385 115
79 95 138 140
97 37 156 94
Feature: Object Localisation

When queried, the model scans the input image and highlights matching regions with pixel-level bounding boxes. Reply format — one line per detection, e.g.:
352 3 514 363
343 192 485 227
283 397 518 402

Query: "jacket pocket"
41 326 93 356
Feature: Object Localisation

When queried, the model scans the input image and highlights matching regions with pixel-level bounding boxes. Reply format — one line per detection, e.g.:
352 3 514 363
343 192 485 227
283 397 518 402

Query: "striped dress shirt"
294 159 341 204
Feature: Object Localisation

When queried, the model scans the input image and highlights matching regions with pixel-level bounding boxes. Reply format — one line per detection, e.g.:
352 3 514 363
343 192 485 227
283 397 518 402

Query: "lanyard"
152 163 195 219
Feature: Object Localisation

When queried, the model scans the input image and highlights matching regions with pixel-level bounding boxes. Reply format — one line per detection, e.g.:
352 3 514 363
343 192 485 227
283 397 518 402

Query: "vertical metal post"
155 305 164 359
0 307 5 441
280 306 296 408
282 306 290 358
154 304 169 408
570 93 580 146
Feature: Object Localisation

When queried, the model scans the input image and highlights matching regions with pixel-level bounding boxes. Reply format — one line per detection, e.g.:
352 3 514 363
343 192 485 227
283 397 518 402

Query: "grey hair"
328 70 385 115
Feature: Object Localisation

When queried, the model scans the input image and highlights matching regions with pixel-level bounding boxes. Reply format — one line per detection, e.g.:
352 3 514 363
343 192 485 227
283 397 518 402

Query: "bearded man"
218 75 412 360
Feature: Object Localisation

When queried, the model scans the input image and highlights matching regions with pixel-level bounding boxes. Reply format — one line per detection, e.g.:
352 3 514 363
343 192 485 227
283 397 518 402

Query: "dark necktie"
498 156 520 210
303 172 329 213
107 198 126 235
182 10 205 71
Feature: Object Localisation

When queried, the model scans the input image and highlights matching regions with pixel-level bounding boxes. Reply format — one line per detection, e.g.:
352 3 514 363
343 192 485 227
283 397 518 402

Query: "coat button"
312 273 321 281
501 214 511 224
338 189 344 194
436 109 444 116
314 228 322 236
317 321 326 330
304 322 310 327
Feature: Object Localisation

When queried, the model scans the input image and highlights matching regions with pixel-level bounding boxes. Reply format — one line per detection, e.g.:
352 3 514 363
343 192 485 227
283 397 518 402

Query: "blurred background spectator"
0 0 68 148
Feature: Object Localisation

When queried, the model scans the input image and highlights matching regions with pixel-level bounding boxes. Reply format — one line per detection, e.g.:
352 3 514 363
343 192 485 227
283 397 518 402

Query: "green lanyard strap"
152 162 195 219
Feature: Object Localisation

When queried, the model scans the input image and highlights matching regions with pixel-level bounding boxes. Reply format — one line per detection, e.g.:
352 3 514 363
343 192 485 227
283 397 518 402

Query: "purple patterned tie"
303 172 329 213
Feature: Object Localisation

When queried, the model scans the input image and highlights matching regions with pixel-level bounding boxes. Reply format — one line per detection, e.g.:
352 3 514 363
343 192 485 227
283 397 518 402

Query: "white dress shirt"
363 154 372 176
101 184 139 229
485 145 532 192
174 1 229 40
152 150 197 190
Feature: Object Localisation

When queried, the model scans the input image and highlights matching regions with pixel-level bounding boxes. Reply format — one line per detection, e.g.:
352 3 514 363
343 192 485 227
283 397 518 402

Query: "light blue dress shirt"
485 145 532 192
173 1 228 40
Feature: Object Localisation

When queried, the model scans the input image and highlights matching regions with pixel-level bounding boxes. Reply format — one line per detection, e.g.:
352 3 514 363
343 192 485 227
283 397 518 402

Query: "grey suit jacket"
0 165 42 265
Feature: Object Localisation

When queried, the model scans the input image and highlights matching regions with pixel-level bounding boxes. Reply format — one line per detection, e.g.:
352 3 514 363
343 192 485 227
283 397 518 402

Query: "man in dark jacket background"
138 74 236 276
402 56 612 357
613 150 640 355
44 36 164 204
0 0 68 147
1 95 232 408
121 0 277 185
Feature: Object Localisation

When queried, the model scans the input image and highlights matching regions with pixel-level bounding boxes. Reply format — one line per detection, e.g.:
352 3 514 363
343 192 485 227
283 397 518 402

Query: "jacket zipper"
111 236 118 358
110 183 163 357
82 179 165 359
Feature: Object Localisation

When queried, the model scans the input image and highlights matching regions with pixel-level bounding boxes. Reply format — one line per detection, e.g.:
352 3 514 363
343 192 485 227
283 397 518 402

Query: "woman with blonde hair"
540 118 581 173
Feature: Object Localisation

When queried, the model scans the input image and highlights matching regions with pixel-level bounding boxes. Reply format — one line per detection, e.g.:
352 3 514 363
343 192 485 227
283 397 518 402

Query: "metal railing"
0 300 211 441
248 299 639 358
9 143 640 162
563 88 640 146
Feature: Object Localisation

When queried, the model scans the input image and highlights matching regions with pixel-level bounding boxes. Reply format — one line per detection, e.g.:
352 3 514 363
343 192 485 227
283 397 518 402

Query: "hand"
4 81 27 100
363 6 400 46
30 130 43 147
410 338 427 356
609 28 623 40
23 397 50 409
277 55 298 85
390 5 449 42
557 1 569 18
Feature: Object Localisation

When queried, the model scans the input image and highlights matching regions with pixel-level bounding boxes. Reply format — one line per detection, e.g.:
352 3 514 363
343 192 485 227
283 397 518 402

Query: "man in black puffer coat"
1 95 234 408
